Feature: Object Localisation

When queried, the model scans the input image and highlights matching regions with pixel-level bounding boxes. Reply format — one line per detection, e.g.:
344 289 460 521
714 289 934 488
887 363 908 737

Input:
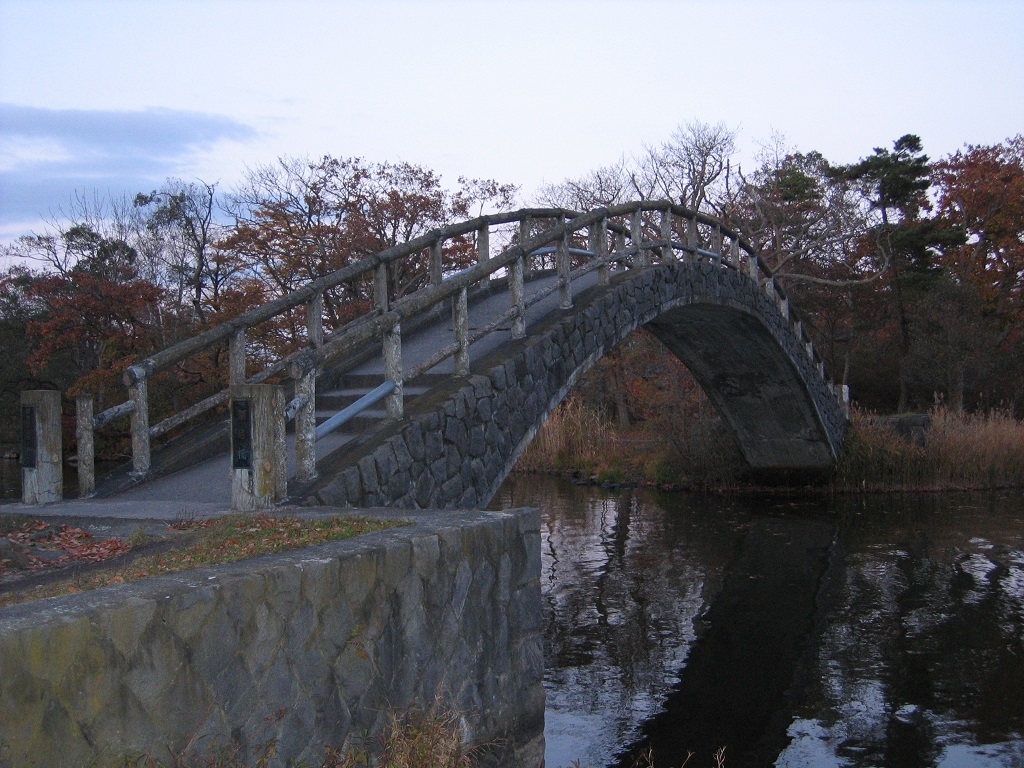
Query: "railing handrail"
122 201 758 384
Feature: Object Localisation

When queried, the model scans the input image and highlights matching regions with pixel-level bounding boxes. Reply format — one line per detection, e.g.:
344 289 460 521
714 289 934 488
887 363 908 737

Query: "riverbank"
517 399 1024 493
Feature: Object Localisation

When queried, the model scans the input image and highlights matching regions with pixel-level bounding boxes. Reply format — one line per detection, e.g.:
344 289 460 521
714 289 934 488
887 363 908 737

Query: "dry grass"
517 395 614 474
834 406 1024 491
516 394 744 489
519 397 1024 493
91 702 475 768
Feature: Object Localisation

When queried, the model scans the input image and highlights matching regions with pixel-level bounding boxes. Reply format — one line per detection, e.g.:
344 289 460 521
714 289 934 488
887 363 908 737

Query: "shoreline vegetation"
515 397 1024 494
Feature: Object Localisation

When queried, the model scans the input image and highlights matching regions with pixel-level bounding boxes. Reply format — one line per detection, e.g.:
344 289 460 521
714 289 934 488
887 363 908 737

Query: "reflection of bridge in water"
24 201 849 510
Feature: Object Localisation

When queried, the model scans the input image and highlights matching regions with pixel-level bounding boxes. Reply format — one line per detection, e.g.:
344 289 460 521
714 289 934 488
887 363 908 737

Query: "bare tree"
536 158 633 210
536 120 739 218
134 180 223 324
637 120 739 214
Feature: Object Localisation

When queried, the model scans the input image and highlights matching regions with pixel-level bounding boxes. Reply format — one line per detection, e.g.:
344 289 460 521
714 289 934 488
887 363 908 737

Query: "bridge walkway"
109 269 598 506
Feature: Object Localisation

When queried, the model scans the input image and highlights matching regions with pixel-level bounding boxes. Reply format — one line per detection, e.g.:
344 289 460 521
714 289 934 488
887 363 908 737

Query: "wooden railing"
72 201 843 497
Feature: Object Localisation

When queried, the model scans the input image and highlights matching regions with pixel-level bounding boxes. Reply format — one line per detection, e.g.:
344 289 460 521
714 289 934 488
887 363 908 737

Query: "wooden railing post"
229 328 246 386
128 376 150 475
687 216 699 261
510 253 526 338
477 224 490 264
430 240 443 286
384 322 404 419
557 230 572 309
660 209 675 262
590 219 610 286
614 230 626 271
230 384 286 511
75 393 95 498
631 209 648 267
20 390 62 504
374 264 389 313
307 292 324 347
454 287 470 375
292 362 317 482
520 217 533 277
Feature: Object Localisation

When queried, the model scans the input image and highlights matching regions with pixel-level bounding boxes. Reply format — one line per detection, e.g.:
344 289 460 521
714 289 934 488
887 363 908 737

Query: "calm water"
491 476 1024 768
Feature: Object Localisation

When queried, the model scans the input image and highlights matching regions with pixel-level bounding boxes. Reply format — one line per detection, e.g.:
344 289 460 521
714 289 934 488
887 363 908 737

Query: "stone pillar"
230 384 286 511
21 390 62 504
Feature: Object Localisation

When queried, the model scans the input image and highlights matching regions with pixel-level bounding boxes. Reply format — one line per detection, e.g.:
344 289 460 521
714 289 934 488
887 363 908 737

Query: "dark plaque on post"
231 399 252 469
20 406 37 469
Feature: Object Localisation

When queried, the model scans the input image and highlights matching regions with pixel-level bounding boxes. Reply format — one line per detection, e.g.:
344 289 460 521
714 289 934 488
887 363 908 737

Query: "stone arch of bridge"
302 258 848 510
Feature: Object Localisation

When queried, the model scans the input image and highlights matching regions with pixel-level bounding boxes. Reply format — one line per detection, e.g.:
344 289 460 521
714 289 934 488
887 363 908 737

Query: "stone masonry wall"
306 260 849 509
0 508 544 768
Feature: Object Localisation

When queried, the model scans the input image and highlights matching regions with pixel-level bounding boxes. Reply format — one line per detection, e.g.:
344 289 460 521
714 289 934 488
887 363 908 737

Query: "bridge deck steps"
313 410 387 431
317 387 429 410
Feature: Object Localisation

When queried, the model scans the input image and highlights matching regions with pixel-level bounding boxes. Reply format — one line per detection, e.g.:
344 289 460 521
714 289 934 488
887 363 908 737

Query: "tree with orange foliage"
934 136 1024 320
222 156 516 340
12 224 163 404
931 136 1024 409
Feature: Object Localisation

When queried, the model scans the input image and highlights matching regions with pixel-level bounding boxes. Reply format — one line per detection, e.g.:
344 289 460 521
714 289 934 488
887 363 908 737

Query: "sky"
1 0 1022 246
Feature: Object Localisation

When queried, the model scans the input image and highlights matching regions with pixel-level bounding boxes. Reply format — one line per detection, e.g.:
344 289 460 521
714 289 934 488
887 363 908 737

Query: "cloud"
0 103 256 227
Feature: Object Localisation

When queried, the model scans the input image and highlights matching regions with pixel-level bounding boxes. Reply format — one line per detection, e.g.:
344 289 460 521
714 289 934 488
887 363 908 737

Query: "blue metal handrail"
314 381 398 441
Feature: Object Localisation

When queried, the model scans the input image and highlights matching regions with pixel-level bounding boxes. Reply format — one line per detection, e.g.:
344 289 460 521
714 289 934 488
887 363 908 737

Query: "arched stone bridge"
58 201 848 510
305 256 848 509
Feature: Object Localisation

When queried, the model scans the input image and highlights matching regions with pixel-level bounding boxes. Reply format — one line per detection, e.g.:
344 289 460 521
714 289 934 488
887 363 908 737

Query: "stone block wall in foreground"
0 507 544 768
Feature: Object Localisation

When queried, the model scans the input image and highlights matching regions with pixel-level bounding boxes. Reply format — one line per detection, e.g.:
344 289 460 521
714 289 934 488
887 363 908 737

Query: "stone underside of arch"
646 304 837 470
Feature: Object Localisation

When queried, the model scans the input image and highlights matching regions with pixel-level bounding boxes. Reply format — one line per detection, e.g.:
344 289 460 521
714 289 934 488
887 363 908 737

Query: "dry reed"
520 397 1024 493
833 406 1024 491
93 701 475 768
517 395 614 474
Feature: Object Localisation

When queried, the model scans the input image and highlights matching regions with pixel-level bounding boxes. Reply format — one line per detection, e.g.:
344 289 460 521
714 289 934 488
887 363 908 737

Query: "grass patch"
0 512 405 608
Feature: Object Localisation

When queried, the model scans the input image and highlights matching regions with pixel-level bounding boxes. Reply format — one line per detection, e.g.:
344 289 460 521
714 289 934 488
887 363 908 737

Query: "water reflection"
492 478 1024 767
